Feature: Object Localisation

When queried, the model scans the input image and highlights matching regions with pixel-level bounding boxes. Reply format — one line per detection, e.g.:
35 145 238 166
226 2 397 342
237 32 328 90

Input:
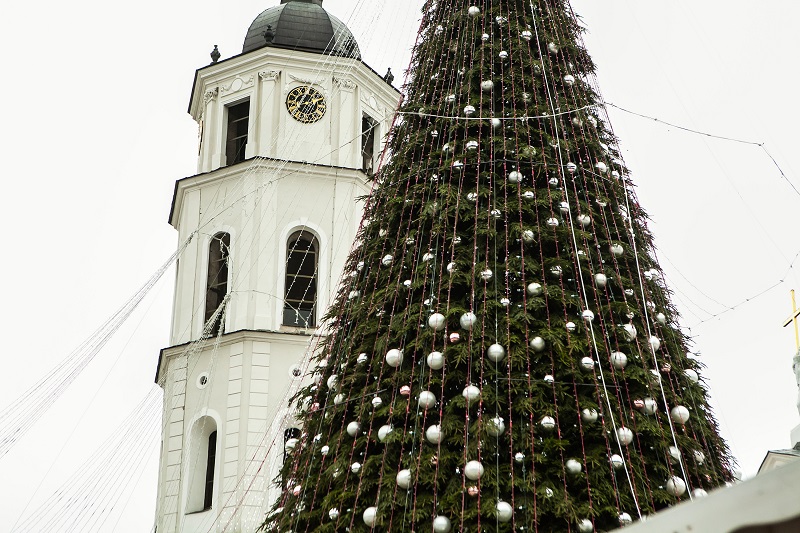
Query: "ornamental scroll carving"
204 87 219 104
259 70 280 82
333 76 356 92
220 75 255 95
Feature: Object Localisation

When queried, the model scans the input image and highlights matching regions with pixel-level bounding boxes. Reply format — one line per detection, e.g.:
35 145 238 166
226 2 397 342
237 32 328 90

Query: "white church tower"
153 1 400 530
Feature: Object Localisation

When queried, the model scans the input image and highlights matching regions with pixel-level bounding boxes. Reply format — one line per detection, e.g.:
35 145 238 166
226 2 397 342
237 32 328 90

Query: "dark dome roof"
243 0 361 60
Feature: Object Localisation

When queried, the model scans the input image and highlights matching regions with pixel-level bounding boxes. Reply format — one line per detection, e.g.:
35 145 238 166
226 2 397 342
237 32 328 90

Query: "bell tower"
153 1 400 531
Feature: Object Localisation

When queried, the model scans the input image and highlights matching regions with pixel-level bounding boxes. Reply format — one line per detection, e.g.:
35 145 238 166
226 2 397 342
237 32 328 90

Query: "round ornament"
321 445 330 455
625 289 635 297
480 269 493 281
396 469 412 489
559 201 570 214
347 421 361 437
563 74 576 86
618 513 632 526
530 336 546 352
668 446 681 464
499 50 509 59
464 460 485 480
595 273 608 288
496 501 513 522
426 424 443 444
578 519 594 533
670 405 690 425
595 162 608 173
486 416 505 437
540 416 556 431
523 190 534 199
460 312 477 330
566 162 577 174
581 408 598 423
463 385 481 403
363 507 377 527
466 140 479 152
371 396 383 408
491 117 502 129
400 385 411 396
521 229 536 244
566 321 576 332
527 282 543 296
580 357 595 371
467 191 478 202
544 374 555 384
467 485 480 496
547 42 559 54
515 452 525 463
693 488 708 498
617 426 634 445
428 313 446 331
431 517 452 533
582 309 595 322
329 508 340 520
611 454 624 470
293 485 302 496
643 398 658 415
464 105 476 117
610 351 628 370
381 254 393 266
481 79 494 92
285 438 299 451
521 30 532 41
694 450 706 465
491 209 501 218
684 369 699 383
468 5 480 16
386 348 404 368
656 312 667 325
549 176 560 186
378 425 393 442
566 459 582 475
418 391 437 409
482 33 490 41
452 160 464 171
402 279 411 289
349 290 360 300
357 352 368 364
487 343 506 362
446 262 457 272
449 332 461 343
427 351 445 370
633 399 645 410
508 170 523 183
649 336 661 351
326 374 339 390
334 393 345 405
546 217 560 228
622 323 637 341
351 462 362 473
610 243 624 257
666 476 687 496
550 265 563 278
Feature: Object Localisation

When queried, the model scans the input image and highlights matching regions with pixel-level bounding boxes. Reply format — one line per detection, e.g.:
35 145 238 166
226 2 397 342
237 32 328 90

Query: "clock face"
286 85 327 124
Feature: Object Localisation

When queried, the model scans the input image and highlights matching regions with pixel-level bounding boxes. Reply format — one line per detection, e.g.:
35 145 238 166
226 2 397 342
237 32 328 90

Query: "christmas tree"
264 0 733 531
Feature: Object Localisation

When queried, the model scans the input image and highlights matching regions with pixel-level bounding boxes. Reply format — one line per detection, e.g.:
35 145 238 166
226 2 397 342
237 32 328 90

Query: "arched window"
203 431 217 510
186 417 218 514
283 231 318 327
205 233 231 333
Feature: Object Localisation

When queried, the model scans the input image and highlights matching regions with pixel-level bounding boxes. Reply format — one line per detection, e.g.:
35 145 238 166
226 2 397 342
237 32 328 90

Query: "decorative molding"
288 73 322 85
333 76 356 92
204 87 219 104
259 70 281 82
220 75 255 96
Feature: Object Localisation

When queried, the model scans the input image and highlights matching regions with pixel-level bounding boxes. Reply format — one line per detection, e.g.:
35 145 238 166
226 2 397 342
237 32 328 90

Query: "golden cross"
782 289 800 351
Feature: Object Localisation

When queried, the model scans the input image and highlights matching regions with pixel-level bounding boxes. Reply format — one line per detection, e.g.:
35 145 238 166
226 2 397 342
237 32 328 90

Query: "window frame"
283 231 318 328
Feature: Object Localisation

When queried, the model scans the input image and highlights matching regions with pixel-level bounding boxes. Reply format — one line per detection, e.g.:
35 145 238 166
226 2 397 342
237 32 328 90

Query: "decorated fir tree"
264 0 733 531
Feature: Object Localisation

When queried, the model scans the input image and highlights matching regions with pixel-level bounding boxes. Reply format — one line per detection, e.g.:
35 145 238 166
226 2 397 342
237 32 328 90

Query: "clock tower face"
286 85 327 124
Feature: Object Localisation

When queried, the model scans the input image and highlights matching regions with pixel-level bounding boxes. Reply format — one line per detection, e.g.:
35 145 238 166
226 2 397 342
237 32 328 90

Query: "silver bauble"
467 191 478 201
523 190 534 199
499 50 509 59
480 269 493 281
527 282 543 296
670 405 690 424
427 351 445 370
321 445 330 455
550 265 563 277
468 5 481 16
656 312 667 325
618 513 633 526
684 369 699 383
610 243 624 257
565 459 582 474
530 336 546 352
580 357 595 371
486 416 505 437
694 450 706 465
566 162 577 174
428 313 446 331
385 348 404 368
508 170 523 183
418 391 437 409
610 351 628 370
546 217 560 227
692 488 708 498
433 516 452 533
547 42 559 54
521 30 532 41
595 161 608 173
582 309 595 322
327 374 339 390
540 416 556 431
351 462 362 473
495 15 508 25
491 117 502 129
496 501 513 522
548 176 560 186
426 424 442 444
329 508 340 520
403 279 412 288
487 343 506 362
382 254 393 266
490 209 502 218
594 273 607 288
464 105 476 116
347 421 361 437
522 229 535 243
643 398 658 415
515 452 525 463
334 393 345 405
378 425 393 442
617 427 634 445
363 507 377 526
396 469 412 489
466 140 479 152
452 160 464 170
622 323 637 341
481 79 494 92
446 262 457 272
566 321 576 332
666 476 687 496
611 454 625 470
577 519 594 533
348 290 360 300
577 214 592 227
668 445 681 464
460 312 477 330
563 74 576 86
371 396 383 408
482 33 490 41
581 408 598 423
649 336 661 351
285 438 299 451
463 385 481 403
559 201 570 214
357 352 368 364
464 460 485 480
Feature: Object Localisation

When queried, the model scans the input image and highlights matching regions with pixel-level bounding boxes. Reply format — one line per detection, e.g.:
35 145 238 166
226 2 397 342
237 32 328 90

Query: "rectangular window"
361 114 378 175
226 100 250 166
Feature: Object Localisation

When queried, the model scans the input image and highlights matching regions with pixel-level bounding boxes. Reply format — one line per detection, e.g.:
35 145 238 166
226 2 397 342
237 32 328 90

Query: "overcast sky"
2 0 800 531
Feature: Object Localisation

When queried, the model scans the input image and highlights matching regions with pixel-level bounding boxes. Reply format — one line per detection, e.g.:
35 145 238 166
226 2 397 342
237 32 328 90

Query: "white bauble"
666 476 687 496
642 398 658 415
464 460 485 480
622 323 637 341
351 462 362 473
617 427 634 445
694 450 706 465
530 336 546 352
326 374 339 390
582 309 595 322
378 425 393 442
427 351 445 370
580 357 595 371
565 459 582 474
649 336 661 351
460 312 477 330
426 424 443 444
481 79 494 92
396 469 412 489
610 243 624 257
480 269 493 280
496 501 513 522
540 416 556 431
418 391 437 409
446 262 457 272
486 344 506 363
428 313 446 331
329 508 340 520
566 162 577 174
463 385 481 403
684 369 699 383
668 446 681 464
321 445 330 455
357 353 368 364
508 170 523 183
491 118 502 129
546 217 560 227
500 297 511 307
527 282 543 296
347 421 361 437
547 42 559 53
563 74 576 86
544 374 555 384
515 452 525 463
486 416 505 437
577 519 594 533
581 408 598 423
382 254 393 266
550 265 563 277
692 488 708 498
363 507 377 526
334 393 345 405
566 321 577 332
385 348 404 368
610 351 628 370
285 438 299 451
577 214 591 227
468 5 481 16
522 229 535 243
521 30 532 41
671 405 690 424
371 396 383 408
656 312 667 325
595 162 608 173
594 273 608 288
618 513 633 526
611 454 624 470
433 516 452 533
